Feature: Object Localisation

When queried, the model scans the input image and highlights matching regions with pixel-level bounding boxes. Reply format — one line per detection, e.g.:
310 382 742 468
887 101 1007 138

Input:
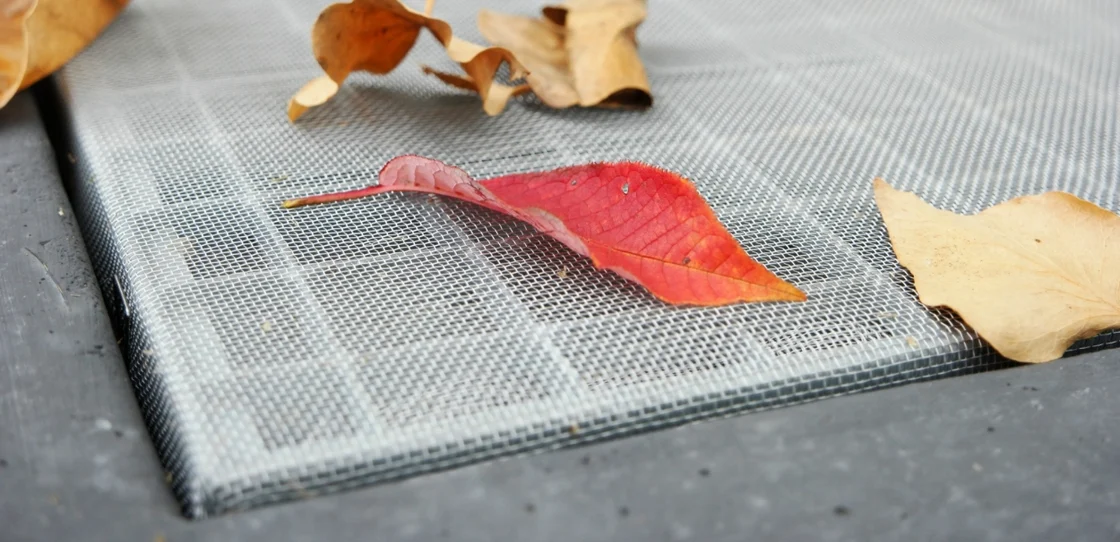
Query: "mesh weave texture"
53 0 1119 518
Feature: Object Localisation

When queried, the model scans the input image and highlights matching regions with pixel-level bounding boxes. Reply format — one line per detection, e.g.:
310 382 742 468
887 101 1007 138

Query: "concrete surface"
2 89 1119 542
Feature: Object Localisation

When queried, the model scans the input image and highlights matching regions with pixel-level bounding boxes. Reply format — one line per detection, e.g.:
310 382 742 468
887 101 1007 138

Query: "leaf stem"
281 186 386 208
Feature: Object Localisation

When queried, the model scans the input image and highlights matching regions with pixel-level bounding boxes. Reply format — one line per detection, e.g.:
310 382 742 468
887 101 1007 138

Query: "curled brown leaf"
2 0 128 110
419 65 530 116
287 0 527 122
1 0 36 108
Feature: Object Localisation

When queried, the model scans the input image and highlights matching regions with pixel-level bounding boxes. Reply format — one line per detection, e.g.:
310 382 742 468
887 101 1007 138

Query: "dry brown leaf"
874 178 1120 363
0 0 36 108
476 10 577 108
287 0 527 122
419 65 530 115
287 76 339 123
476 0 651 109
1 0 129 110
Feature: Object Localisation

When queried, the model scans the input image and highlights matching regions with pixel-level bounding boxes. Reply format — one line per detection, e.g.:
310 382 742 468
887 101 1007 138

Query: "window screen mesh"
52 0 1119 518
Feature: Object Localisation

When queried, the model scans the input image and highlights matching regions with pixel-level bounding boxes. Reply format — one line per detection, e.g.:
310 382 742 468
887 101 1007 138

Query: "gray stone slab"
2 88 1119 542
0 90 176 536
0 91 50 161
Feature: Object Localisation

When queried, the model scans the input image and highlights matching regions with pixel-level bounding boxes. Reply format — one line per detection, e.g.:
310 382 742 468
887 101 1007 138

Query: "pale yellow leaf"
543 0 650 108
874 178 1120 363
477 9 577 108
476 0 651 109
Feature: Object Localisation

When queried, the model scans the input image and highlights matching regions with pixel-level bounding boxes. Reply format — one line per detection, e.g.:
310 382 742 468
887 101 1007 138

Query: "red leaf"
283 155 806 306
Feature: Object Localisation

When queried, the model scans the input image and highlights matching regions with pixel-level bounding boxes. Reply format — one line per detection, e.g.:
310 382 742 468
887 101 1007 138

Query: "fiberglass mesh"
52 0 1120 517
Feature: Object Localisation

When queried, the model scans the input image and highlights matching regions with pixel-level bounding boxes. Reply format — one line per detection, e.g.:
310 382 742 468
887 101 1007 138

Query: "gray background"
2 89 1119 542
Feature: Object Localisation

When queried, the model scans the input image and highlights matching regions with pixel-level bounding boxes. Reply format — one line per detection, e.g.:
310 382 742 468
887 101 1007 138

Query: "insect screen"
52 0 1119 517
